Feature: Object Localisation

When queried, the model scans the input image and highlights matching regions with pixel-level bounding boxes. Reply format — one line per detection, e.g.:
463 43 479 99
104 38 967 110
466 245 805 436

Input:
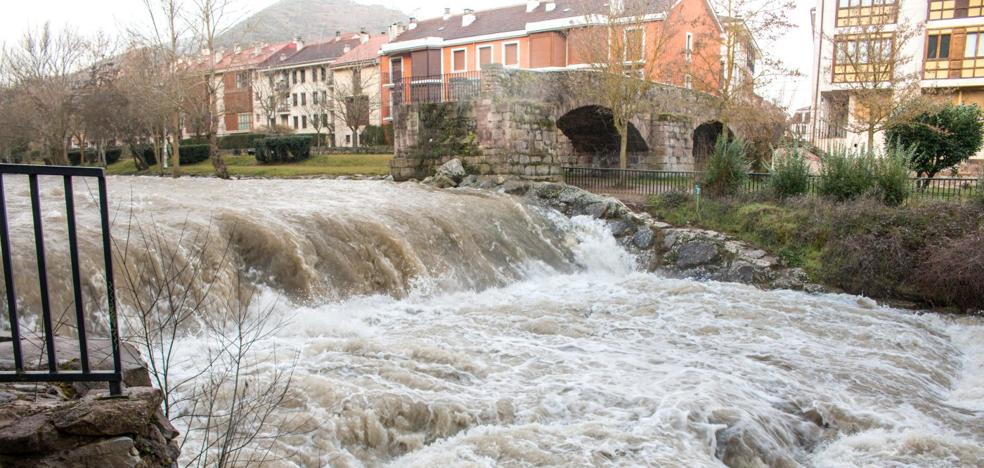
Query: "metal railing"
385 72 482 117
0 164 122 395
562 166 982 202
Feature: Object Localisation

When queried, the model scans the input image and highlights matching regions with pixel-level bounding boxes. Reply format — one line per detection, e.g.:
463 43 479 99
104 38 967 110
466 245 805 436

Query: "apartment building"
331 35 390 146
811 0 984 159
378 0 727 123
252 33 364 142
211 43 298 136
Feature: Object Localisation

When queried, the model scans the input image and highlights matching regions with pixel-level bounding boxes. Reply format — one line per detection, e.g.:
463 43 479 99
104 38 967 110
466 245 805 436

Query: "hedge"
256 136 312 164
69 148 123 166
181 133 269 150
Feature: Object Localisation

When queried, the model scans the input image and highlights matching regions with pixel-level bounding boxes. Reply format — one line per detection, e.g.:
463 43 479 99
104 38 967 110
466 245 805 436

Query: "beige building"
330 35 390 147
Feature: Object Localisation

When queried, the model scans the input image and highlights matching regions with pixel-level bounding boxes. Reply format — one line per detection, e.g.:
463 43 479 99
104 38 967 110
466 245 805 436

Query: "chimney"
360 27 369 44
408 17 418 30
344 44 352 54
545 2 556 12
335 30 341 42
233 43 242 54
293 36 304 52
526 1 540 13
462 9 476 27
443 8 451 21
388 22 406 39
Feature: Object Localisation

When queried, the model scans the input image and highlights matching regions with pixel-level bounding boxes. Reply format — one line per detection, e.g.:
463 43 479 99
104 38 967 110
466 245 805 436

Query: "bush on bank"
647 193 984 312
255 136 312 164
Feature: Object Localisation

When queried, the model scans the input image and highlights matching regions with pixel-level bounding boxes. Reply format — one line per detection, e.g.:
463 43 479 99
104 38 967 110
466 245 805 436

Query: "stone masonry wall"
390 65 722 181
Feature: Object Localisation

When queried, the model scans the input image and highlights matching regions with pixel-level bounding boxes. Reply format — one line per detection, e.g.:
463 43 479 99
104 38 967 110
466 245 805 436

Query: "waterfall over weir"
1 176 982 467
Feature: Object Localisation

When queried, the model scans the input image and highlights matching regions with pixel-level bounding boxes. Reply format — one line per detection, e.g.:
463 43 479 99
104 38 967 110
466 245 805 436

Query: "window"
321 67 327 81
322 91 328 103
836 0 897 27
301 69 306 83
313 92 319 105
686 33 694 63
966 32 984 58
237 113 251 131
235 72 249 89
478 46 494 68
292 93 298 106
293 116 299 129
833 33 895 82
346 134 351 144
322 113 329 126
927 33 951 60
390 57 403 82
302 116 307 129
268 75 274 87
292 70 298 84
504 42 520 67
301 93 307 106
929 0 984 21
452 48 467 72
624 28 644 62
684 74 693 89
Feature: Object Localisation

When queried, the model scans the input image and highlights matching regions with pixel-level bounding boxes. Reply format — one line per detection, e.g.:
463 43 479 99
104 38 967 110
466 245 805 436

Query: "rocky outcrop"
428 171 816 291
0 339 180 467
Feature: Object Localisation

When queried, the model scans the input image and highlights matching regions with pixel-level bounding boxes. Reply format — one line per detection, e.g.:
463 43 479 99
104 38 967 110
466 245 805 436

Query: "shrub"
818 148 874 202
255 136 312 164
653 191 693 210
361 125 387 146
105 148 123 165
915 233 984 311
769 146 811 199
218 133 268 150
178 145 211 165
704 135 750 197
132 146 158 166
180 136 208 146
871 147 912 206
885 104 984 180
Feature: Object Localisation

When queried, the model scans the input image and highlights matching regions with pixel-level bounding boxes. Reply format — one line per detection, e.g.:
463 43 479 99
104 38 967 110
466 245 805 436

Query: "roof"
392 0 672 44
332 35 390 67
215 42 295 71
262 35 364 69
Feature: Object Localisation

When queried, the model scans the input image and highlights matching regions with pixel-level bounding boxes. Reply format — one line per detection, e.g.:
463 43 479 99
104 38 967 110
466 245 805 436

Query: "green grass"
106 153 393 178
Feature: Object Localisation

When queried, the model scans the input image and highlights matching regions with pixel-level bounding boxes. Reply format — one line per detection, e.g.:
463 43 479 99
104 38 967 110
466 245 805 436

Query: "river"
1 177 982 467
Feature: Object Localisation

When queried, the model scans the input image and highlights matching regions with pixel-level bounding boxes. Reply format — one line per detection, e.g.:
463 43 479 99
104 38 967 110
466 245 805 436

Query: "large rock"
675 241 721 269
437 159 467 183
52 387 163 437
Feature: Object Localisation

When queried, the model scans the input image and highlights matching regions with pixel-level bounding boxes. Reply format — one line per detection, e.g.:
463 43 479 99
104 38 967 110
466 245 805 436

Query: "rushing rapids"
1 177 982 467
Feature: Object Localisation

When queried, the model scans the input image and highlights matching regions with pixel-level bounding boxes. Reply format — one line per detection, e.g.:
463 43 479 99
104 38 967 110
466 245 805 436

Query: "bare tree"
573 0 679 169
822 15 933 149
330 65 378 147
306 83 334 150
253 71 290 131
190 0 234 179
2 23 90 165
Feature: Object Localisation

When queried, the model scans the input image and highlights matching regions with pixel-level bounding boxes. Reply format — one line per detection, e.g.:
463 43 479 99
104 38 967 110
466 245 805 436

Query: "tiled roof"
393 0 672 43
332 35 389 67
265 34 365 68
215 42 295 71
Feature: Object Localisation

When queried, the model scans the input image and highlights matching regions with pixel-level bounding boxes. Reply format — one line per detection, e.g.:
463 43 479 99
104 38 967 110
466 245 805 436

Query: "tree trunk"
172 113 182 178
619 126 629 170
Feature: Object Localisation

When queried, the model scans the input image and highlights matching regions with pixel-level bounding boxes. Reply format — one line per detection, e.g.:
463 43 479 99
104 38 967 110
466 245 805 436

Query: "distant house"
378 0 732 123
253 33 365 143
331 34 391 147
211 43 298 136
790 107 811 141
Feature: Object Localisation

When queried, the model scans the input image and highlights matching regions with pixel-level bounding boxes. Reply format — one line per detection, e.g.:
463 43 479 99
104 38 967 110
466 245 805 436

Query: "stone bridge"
390 64 725 181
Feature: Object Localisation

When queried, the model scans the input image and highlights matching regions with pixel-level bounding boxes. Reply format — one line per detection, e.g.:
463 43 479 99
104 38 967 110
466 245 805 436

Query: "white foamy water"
1 177 981 466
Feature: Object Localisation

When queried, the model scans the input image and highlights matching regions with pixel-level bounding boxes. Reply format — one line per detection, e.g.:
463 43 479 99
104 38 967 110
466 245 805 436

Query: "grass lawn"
106 153 393 178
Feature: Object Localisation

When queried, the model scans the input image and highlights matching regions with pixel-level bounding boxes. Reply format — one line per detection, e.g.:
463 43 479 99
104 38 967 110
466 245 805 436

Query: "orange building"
379 0 725 123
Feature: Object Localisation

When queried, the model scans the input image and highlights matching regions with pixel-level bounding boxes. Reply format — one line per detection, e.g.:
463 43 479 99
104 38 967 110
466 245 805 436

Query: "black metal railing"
0 164 122 396
385 72 482 117
563 166 983 202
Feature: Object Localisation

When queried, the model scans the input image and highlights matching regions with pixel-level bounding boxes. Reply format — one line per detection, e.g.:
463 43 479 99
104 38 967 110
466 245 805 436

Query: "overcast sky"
0 0 814 109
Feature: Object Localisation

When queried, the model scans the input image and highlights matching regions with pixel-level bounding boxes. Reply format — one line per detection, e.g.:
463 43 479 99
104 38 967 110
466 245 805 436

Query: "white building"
810 0 984 162
253 33 365 145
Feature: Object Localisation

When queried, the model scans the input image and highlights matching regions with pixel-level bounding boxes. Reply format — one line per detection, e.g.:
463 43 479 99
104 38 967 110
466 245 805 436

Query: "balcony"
385 71 481 101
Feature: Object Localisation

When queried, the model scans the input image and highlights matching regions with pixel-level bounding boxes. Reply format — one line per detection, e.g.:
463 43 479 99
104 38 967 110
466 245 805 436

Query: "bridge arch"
692 121 732 170
556 105 648 167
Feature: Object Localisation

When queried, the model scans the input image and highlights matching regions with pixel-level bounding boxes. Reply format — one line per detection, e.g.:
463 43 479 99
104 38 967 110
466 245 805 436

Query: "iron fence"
0 164 122 395
562 166 982 202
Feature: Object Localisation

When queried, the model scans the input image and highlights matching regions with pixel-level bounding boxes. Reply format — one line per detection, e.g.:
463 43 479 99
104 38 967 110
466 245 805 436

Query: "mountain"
217 0 408 47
